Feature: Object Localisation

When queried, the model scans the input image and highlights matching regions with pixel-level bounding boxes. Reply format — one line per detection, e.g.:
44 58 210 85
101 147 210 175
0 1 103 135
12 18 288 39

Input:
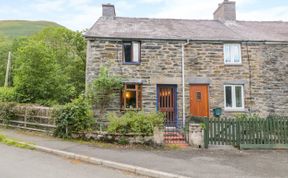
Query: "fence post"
204 118 209 149
24 109 27 128
236 119 240 147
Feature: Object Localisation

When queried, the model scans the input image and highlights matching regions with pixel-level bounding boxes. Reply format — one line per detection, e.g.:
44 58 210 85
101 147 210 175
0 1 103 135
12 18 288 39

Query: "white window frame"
223 44 242 64
123 41 141 64
224 85 245 111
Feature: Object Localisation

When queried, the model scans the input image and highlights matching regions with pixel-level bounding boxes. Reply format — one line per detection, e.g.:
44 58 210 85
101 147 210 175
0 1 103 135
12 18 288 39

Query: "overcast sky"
1 0 288 31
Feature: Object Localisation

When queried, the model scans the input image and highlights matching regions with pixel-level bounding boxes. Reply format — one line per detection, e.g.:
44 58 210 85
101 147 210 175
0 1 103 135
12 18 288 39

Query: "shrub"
53 95 94 138
234 113 261 120
107 111 164 136
0 87 17 102
0 102 16 125
87 66 122 120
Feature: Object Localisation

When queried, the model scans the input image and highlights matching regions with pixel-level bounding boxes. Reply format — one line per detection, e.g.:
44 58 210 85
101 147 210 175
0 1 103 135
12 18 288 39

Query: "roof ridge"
236 20 288 23
111 17 288 23
115 16 217 22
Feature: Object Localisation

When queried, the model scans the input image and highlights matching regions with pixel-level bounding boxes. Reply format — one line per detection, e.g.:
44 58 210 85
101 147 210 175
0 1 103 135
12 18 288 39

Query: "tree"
13 27 86 105
88 67 122 120
32 27 86 100
14 40 60 104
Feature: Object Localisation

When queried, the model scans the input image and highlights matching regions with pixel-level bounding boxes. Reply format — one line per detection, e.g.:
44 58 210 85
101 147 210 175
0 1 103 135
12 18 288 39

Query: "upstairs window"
123 41 140 64
121 84 142 110
224 85 244 110
224 44 241 64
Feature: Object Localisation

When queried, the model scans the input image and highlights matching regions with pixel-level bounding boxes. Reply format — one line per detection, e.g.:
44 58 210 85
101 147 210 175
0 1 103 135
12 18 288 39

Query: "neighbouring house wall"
86 38 288 119
184 42 253 117
258 44 288 116
184 42 288 117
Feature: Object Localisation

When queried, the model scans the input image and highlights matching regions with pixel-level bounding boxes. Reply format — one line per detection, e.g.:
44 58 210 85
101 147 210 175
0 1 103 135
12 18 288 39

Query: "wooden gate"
157 85 177 126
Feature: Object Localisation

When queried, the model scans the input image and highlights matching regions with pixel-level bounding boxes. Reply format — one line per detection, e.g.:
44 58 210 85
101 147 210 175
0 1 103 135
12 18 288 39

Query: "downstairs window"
121 84 142 110
224 85 244 110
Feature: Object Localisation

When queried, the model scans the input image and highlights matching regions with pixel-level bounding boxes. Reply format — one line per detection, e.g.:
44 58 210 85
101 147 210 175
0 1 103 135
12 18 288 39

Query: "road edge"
14 140 190 178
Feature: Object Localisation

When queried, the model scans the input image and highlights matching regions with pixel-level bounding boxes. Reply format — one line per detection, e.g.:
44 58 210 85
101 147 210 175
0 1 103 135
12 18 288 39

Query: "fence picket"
217 118 220 145
284 120 287 144
221 118 224 145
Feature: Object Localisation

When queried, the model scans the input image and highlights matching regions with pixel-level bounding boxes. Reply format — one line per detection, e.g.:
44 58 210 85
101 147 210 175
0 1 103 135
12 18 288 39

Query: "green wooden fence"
204 117 288 149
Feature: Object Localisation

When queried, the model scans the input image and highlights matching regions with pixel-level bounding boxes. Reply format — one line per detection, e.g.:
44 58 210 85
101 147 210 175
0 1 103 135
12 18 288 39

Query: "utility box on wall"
213 107 222 117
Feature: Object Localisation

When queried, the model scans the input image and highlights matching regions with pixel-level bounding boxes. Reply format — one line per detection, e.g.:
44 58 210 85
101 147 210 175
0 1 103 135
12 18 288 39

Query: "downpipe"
181 40 190 128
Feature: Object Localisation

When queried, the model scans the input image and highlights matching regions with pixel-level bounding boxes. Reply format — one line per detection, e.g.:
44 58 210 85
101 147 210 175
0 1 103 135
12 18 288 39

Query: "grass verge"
0 134 35 150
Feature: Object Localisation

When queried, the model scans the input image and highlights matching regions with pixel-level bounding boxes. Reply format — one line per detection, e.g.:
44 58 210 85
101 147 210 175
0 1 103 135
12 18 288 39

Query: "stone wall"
184 42 253 117
86 39 184 118
184 42 288 117
258 44 288 116
86 38 288 119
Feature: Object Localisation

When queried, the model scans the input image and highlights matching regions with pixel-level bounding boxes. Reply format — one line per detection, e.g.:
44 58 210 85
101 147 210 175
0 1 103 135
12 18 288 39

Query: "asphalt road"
0 144 145 178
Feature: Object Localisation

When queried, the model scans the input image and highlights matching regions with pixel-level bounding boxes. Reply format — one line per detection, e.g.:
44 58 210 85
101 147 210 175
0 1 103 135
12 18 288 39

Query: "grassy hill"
0 20 62 38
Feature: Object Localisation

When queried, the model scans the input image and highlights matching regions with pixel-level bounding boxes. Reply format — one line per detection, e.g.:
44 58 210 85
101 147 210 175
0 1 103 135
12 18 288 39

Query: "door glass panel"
235 86 243 107
196 92 201 101
225 86 232 107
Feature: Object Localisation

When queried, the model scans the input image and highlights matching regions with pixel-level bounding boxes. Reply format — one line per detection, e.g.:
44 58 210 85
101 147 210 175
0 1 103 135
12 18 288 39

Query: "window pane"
225 86 232 108
125 91 136 109
224 44 241 64
224 44 231 63
232 44 240 63
235 86 243 108
133 42 139 62
126 84 136 89
124 43 132 62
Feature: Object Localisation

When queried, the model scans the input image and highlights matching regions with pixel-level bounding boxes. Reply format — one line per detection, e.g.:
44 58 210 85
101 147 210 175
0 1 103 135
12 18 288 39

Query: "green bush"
88 66 122 120
0 102 16 125
53 95 94 138
107 111 164 136
234 113 261 120
0 87 17 102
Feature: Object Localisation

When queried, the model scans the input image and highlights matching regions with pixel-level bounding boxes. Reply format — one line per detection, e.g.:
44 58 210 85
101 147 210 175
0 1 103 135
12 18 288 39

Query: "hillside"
0 20 62 38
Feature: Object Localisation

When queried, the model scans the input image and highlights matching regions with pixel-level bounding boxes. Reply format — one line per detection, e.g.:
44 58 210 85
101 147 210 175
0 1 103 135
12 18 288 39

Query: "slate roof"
85 16 288 42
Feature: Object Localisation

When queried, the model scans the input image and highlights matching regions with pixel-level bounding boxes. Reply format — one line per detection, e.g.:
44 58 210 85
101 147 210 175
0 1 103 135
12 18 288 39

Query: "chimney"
213 0 236 21
102 4 116 17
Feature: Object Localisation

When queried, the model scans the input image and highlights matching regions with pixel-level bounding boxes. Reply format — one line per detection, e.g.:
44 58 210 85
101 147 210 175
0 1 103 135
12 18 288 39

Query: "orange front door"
190 84 209 117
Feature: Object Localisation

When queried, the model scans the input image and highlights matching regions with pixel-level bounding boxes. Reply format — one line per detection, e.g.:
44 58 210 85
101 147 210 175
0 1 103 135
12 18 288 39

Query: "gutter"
83 35 288 44
181 40 190 127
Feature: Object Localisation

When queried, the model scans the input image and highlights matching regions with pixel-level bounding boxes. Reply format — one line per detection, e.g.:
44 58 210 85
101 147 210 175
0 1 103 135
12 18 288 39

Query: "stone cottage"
85 0 288 126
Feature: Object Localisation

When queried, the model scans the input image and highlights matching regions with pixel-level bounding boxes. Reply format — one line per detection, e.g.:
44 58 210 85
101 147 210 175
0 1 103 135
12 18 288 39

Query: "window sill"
123 62 141 65
224 108 246 112
224 63 242 66
120 108 142 112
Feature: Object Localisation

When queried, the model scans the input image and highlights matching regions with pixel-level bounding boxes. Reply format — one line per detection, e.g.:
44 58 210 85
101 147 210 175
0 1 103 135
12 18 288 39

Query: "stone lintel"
150 76 181 85
187 77 211 84
223 80 247 85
